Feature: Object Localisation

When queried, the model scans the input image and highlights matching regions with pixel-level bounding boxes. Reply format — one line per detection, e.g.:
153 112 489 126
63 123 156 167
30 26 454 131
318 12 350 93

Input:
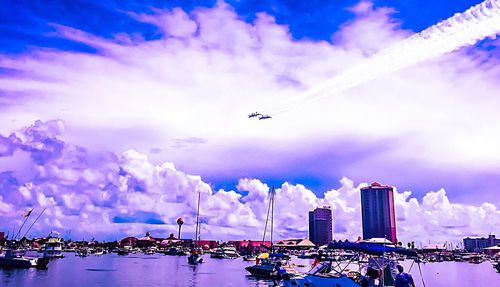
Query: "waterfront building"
274 238 316 250
463 234 500 252
308 207 333 246
136 233 157 248
360 182 397 243
120 236 138 247
483 245 500 256
226 240 270 254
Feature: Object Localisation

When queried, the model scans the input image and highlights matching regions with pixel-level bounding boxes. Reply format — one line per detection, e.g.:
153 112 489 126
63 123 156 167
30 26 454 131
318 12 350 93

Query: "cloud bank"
1 120 499 243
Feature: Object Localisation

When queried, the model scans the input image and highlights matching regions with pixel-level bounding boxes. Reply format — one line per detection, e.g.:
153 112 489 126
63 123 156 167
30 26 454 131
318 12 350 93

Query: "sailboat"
188 191 203 264
245 186 289 277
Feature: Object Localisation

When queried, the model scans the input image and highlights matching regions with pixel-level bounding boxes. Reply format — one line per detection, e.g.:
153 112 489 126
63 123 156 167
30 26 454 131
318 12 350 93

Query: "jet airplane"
258 114 272 120
248 112 261 118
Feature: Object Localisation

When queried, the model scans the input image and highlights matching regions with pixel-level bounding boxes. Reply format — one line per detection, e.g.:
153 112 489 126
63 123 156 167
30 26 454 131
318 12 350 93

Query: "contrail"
262 0 500 116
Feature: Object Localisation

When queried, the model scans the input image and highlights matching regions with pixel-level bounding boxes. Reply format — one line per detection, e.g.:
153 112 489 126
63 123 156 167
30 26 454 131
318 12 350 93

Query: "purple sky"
0 1 499 243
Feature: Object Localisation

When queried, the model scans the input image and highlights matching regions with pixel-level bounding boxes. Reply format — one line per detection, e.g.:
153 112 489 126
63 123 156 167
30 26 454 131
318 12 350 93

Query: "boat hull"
0 257 49 269
281 274 362 287
245 264 275 277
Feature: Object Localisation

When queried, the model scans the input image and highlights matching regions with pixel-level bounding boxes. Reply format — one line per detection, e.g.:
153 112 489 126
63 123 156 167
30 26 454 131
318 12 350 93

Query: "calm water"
1 253 499 286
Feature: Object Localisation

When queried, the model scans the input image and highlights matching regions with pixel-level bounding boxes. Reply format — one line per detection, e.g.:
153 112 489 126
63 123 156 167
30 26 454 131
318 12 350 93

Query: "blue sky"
1 0 485 53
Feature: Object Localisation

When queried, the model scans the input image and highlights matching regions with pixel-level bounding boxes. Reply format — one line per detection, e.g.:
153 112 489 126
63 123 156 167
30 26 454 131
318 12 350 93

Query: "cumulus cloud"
0 1 497 205
1 120 499 244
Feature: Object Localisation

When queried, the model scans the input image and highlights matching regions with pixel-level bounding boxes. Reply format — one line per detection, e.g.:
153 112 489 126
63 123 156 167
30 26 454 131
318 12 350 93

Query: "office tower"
309 207 333 246
360 182 397 243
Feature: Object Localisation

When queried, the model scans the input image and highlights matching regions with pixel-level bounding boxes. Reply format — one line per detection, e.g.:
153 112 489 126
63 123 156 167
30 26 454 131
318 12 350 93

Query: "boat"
94 248 104 256
243 254 257 261
0 249 49 269
211 246 239 259
297 250 319 259
468 254 484 264
187 248 203 264
188 190 203 265
43 235 64 259
164 246 189 256
117 246 131 256
75 249 90 257
245 253 291 277
280 241 420 287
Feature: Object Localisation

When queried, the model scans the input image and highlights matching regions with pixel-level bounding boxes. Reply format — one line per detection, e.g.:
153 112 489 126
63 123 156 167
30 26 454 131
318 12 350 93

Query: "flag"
22 209 33 218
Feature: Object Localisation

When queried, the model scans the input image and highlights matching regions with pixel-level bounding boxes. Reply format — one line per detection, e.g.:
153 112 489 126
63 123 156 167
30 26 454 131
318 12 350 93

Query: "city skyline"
1 0 500 243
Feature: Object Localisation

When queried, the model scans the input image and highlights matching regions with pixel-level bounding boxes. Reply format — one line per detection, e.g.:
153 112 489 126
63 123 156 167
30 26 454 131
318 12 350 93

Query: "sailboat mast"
270 186 275 252
22 207 47 239
15 210 32 240
262 188 272 243
195 191 201 246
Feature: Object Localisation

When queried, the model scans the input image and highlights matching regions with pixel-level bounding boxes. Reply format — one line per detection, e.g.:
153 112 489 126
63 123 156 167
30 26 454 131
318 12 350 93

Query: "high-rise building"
360 182 397 243
308 207 333 246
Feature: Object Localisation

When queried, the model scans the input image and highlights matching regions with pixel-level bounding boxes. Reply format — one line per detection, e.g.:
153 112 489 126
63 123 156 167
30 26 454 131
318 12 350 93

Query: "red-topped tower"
360 182 397 243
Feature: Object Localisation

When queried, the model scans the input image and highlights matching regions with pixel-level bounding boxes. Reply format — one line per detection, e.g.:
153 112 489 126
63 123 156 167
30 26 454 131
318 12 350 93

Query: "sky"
0 0 499 244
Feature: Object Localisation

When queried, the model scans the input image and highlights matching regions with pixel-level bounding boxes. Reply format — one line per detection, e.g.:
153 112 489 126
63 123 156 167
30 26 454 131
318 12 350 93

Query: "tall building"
360 182 397 243
308 207 333 246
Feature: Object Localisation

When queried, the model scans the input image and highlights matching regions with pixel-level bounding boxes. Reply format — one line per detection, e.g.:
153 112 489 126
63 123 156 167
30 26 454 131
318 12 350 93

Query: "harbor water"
1 253 499 286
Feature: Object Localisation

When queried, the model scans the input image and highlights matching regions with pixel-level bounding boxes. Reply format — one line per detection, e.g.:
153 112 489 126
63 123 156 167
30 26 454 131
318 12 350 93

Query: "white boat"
94 248 104 256
280 259 364 287
43 236 64 258
75 249 90 257
211 246 239 259
280 241 420 287
0 249 49 269
243 254 257 261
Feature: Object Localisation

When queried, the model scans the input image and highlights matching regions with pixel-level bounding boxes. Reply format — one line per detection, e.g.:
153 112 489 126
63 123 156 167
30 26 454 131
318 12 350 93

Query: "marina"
0 251 499 287
1 0 500 286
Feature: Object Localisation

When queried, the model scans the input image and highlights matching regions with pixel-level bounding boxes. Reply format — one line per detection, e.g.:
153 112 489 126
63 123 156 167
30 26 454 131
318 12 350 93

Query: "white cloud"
1 120 499 244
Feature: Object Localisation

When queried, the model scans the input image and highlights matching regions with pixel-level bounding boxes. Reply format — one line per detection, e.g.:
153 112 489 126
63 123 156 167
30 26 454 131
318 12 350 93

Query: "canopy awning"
327 241 418 257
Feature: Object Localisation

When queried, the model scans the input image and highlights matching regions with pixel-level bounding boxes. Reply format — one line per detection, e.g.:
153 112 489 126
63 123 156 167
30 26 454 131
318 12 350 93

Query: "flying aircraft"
248 112 261 118
258 114 272 120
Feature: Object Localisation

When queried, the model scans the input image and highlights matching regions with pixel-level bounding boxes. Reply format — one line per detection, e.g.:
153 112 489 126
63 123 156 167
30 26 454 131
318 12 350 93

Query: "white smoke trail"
263 0 500 116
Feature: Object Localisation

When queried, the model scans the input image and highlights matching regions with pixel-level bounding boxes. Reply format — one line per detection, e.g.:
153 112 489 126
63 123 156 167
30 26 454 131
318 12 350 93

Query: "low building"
227 240 271 254
136 233 157 248
422 244 447 253
274 239 316 250
120 236 137 247
483 245 500 256
463 234 500 252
